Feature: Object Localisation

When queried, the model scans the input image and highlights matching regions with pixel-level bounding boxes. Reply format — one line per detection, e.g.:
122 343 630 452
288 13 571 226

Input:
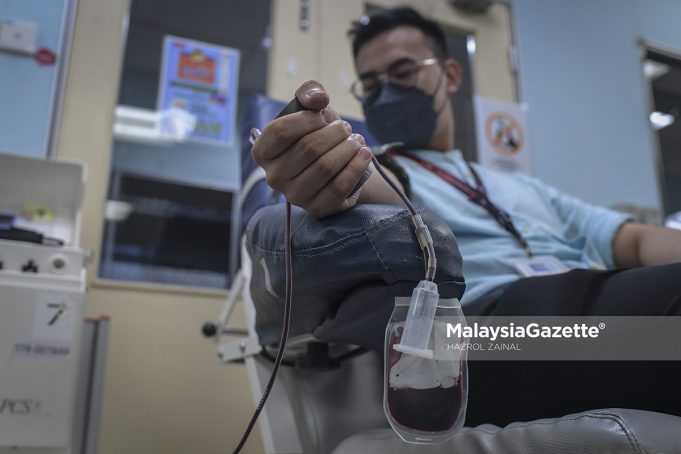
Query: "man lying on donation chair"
249 6 681 426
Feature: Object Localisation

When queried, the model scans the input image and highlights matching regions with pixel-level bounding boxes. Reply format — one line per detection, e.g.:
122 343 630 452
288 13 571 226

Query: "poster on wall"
474 95 532 175
158 36 240 146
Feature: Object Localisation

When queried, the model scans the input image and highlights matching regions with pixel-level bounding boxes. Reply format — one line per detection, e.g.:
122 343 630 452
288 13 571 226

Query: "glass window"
645 49 681 216
100 0 270 289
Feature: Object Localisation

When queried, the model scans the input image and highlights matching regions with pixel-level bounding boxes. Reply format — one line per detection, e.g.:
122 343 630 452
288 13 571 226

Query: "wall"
268 0 517 118
634 0 681 50
55 0 262 452
0 0 69 157
83 285 261 453
512 0 681 211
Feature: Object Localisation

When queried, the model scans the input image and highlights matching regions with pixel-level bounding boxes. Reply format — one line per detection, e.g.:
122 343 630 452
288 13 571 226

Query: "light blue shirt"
393 150 631 306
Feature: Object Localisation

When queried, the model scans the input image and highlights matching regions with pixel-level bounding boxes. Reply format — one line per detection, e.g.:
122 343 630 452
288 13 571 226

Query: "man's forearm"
638 224 681 266
614 222 681 267
357 163 405 205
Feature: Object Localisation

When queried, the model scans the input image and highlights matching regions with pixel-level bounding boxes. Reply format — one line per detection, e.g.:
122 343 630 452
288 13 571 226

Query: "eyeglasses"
350 57 440 103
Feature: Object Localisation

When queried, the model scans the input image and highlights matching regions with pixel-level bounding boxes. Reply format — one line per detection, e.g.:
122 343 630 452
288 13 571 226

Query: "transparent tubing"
370 156 440 359
393 280 439 359
371 156 437 281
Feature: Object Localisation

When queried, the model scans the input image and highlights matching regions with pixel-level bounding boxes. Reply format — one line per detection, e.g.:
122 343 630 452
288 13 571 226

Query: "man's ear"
443 58 462 94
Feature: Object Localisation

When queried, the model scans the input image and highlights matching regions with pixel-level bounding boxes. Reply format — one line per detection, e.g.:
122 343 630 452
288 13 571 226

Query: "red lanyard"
394 151 532 257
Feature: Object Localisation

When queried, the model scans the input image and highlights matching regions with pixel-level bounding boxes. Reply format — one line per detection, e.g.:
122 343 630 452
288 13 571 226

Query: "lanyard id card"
394 151 532 257
511 255 569 277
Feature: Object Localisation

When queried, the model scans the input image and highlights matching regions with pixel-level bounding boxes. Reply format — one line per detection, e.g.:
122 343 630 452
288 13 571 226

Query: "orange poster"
177 49 216 84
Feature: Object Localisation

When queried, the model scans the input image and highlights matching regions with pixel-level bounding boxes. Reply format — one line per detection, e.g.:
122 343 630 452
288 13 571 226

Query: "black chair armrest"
245 203 465 351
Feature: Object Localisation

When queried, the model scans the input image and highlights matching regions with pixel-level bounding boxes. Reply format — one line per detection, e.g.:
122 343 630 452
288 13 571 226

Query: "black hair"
347 6 448 61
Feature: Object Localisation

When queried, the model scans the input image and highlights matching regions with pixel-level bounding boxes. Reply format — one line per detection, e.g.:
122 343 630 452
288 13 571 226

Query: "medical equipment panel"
0 152 87 451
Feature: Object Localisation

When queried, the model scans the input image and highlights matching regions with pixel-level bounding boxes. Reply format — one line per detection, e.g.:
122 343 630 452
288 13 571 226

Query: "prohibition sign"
485 111 524 156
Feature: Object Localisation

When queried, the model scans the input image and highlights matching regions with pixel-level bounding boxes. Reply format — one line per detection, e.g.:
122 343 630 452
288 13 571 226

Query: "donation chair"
204 94 681 454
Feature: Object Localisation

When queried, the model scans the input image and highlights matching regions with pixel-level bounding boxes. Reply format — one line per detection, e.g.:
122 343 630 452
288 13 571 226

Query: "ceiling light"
467 36 476 55
650 111 675 130
643 60 670 80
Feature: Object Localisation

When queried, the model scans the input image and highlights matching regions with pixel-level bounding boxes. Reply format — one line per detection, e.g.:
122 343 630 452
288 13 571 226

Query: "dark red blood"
386 329 464 433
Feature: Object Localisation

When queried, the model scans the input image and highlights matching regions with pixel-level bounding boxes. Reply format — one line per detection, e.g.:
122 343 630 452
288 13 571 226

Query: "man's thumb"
295 80 330 111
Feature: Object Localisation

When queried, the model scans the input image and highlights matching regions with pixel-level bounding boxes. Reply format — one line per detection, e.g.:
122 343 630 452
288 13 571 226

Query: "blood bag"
384 296 468 444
